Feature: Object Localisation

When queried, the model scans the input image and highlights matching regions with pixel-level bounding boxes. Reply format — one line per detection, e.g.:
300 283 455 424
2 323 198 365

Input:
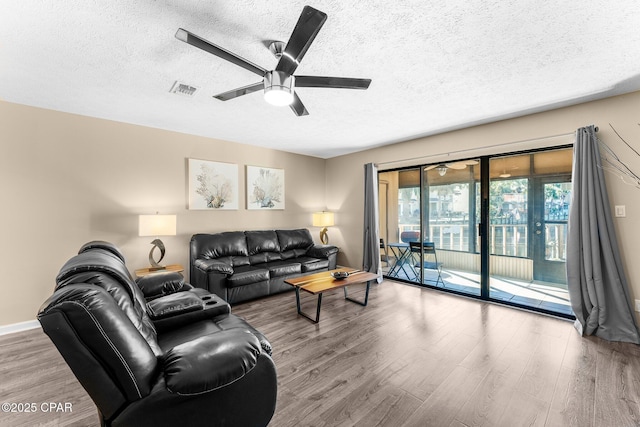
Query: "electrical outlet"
615 205 626 217
635 299 640 313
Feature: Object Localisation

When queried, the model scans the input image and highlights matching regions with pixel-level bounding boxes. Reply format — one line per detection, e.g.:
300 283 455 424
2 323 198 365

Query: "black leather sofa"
190 229 339 304
38 241 277 427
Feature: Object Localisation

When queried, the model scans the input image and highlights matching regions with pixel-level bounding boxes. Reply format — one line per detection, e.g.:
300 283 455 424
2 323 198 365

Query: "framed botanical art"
246 165 285 210
188 158 239 210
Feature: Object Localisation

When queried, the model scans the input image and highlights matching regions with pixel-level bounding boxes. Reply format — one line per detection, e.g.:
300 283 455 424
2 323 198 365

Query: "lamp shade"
139 214 177 237
312 211 335 227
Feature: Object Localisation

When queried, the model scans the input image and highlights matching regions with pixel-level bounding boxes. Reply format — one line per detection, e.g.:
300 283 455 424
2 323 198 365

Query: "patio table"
386 242 414 279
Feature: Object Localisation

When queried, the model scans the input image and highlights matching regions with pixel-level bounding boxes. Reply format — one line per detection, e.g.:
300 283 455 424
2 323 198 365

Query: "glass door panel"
418 161 481 296
488 149 573 315
378 169 421 281
533 180 571 283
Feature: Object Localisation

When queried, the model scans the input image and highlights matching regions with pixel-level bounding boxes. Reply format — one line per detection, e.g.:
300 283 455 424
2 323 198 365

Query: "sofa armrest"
136 272 193 301
307 244 339 259
194 259 234 275
163 329 261 395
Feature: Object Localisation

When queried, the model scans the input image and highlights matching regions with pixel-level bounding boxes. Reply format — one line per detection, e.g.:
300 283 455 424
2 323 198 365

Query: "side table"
134 264 184 278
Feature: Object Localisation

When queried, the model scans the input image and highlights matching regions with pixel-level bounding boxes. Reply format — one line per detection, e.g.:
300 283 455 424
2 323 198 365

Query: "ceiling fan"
425 160 479 176
175 6 371 116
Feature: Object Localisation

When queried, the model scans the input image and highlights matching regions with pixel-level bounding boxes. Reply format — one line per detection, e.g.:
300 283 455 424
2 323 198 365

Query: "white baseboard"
0 320 41 336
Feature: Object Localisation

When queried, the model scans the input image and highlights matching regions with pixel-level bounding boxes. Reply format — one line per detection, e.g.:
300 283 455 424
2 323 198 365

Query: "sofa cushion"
280 248 309 260
246 231 280 255
227 266 270 288
297 256 330 272
261 261 302 278
246 230 282 265
276 229 314 252
196 232 248 259
230 256 251 267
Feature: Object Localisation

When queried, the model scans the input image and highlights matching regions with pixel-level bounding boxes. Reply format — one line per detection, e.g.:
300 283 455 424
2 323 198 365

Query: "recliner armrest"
136 272 192 301
307 244 339 259
147 292 202 320
147 292 231 332
163 330 261 395
194 259 234 275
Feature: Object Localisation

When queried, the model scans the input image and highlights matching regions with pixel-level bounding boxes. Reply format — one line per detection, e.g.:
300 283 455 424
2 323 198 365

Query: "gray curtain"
363 163 382 282
567 125 640 344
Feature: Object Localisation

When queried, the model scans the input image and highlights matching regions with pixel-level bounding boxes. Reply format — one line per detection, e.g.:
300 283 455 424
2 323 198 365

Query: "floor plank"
2 280 640 426
593 341 640 427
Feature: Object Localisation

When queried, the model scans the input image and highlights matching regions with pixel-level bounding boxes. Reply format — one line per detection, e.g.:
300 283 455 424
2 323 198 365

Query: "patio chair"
409 241 444 286
400 231 420 243
380 238 389 267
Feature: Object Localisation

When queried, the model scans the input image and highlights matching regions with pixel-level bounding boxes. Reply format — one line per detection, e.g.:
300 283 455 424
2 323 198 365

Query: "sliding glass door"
379 146 574 317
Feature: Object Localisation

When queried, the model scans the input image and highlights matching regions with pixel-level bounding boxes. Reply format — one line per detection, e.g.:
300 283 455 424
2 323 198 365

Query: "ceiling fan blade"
424 165 438 171
289 93 309 116
275 6 327 76
176 28 266 77
213 81 264 101
446 162 468 170
296 76 371 90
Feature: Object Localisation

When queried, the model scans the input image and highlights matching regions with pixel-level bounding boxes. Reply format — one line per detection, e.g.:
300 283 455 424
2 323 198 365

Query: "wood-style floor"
2 280 640 426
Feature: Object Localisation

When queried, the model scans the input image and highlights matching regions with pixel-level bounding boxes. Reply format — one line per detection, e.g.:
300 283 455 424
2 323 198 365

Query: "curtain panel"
566 125 640 344
363 163 382 282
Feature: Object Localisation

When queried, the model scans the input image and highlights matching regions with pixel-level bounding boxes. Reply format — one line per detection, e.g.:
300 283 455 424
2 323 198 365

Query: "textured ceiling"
2 1 640 158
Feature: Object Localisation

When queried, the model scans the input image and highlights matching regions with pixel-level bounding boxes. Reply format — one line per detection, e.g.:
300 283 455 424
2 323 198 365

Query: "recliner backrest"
56 250 161 356
78 240 127 263
38 284 159 420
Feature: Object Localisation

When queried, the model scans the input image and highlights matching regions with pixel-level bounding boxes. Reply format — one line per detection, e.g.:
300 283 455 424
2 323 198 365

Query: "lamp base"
319 227 329 245
148 238 167 269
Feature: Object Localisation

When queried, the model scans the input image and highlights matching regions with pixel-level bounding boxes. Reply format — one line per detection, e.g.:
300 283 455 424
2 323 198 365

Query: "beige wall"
326 91 640 311
3 90 639 327
0 101 327 326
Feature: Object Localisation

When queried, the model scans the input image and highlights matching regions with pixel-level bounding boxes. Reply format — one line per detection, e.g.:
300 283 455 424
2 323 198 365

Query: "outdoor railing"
396 222 567 261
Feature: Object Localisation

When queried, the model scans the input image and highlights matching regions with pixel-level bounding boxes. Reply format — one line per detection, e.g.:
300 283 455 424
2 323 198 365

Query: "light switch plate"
615 205 626 217
636 299 640 312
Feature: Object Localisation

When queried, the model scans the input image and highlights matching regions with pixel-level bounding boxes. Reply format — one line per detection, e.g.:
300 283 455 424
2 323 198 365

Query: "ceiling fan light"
264 71 294 106
264 88 294 106
436 165 448 176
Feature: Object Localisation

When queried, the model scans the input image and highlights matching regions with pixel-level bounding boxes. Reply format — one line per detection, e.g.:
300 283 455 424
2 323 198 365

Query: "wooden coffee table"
285 268 379 323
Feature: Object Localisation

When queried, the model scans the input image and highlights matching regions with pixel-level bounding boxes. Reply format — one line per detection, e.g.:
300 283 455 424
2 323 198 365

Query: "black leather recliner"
38 241 277 427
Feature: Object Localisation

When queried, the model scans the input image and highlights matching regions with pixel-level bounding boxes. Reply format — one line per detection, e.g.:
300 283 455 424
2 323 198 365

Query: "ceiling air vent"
170 81 198 97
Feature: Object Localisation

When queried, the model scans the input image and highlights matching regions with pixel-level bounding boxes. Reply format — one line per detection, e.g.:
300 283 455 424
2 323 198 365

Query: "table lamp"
312 211 335 244
138 213 177 270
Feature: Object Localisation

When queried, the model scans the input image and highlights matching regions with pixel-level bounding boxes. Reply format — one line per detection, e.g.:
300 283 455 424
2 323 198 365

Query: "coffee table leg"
343 280 371 306
295 287 323 323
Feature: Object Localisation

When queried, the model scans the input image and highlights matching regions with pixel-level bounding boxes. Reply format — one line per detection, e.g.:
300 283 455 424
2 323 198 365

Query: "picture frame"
188 158 239 210
246 165 285 210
